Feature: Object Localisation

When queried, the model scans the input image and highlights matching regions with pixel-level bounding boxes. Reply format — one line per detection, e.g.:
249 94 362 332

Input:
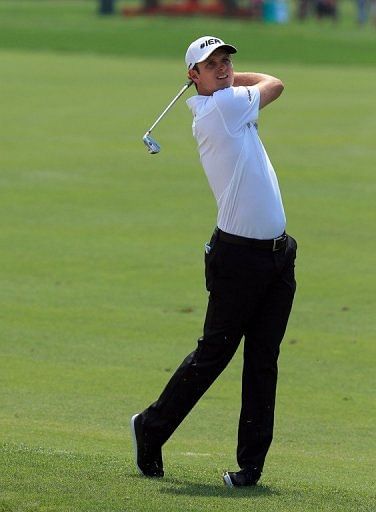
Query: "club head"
143 133 161 155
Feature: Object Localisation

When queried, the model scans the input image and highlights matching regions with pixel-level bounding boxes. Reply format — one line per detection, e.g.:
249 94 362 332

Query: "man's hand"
233 72 284 109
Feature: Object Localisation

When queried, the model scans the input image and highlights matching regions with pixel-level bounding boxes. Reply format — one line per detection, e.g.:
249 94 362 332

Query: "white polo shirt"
186 86 286 240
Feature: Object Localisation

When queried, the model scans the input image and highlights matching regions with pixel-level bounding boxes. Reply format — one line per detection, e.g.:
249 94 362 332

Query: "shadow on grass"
128 473 278 498
159 480 278 499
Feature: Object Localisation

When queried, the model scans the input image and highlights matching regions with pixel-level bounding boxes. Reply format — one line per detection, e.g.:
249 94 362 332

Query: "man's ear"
188 69 199 84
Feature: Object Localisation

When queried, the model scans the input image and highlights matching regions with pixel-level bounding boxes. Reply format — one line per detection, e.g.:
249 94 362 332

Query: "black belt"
217 229 287 252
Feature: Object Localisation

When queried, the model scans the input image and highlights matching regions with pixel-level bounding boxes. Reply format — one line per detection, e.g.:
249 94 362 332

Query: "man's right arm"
233 72 284 109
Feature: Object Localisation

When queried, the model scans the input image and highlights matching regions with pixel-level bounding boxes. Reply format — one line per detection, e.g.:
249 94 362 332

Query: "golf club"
143 79 193 155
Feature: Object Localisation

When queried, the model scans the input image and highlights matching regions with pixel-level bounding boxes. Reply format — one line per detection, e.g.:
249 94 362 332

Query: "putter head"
143 133 161 155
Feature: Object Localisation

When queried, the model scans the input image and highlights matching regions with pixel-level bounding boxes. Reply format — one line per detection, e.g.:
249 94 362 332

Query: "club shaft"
146 80 193 135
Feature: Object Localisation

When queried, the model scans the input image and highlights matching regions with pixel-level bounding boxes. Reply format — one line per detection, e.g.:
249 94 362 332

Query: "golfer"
131 36 297 487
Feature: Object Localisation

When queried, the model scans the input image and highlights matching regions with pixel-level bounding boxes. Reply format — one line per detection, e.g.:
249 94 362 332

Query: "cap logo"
199 38 221 49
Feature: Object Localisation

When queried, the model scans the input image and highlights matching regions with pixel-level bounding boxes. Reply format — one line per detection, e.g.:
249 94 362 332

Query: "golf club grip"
147 80 193 134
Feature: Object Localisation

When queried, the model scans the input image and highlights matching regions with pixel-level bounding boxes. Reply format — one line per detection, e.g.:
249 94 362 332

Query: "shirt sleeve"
212 86 260 136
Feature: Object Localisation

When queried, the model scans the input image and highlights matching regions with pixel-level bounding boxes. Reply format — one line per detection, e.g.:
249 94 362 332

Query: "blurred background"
109 0 376 25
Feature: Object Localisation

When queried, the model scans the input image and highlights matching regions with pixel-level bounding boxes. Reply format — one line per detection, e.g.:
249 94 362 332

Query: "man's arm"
233 72 284 109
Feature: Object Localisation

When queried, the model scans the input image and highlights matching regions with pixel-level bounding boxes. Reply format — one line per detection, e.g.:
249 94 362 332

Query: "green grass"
0 1 375 511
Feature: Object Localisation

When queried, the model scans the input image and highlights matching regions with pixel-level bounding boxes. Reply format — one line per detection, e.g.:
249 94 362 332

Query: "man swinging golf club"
132 35 297 487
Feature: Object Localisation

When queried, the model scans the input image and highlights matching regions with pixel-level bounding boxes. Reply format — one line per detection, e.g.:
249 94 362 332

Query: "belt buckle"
272 234 285 252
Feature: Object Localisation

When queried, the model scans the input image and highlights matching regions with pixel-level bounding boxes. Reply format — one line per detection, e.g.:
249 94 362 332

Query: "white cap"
185 35 237 70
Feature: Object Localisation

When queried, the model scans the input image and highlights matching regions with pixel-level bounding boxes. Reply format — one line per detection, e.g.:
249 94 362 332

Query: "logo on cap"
200 38 221 49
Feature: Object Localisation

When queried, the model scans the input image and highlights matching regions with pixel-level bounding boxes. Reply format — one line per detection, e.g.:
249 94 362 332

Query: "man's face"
189 49 234 96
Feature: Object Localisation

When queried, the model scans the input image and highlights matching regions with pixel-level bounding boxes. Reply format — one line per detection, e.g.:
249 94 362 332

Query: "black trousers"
141 229 297 471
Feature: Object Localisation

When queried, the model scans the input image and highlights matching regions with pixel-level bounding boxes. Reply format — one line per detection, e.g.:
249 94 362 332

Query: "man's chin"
218 78 233 88
212 79 231 90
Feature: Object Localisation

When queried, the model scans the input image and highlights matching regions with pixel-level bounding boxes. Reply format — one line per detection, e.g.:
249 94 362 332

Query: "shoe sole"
130 413 144 476
223 472 234 488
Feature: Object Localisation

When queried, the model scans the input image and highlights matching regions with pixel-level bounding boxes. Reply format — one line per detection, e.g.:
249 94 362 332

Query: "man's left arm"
233 72 284 109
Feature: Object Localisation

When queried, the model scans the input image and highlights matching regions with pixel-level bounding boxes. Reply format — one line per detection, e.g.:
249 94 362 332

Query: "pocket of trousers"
204 241 218 292
286 234 298 257
204 250 213 292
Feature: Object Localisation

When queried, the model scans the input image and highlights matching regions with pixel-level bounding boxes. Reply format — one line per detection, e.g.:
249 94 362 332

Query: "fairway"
1 2 375 511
